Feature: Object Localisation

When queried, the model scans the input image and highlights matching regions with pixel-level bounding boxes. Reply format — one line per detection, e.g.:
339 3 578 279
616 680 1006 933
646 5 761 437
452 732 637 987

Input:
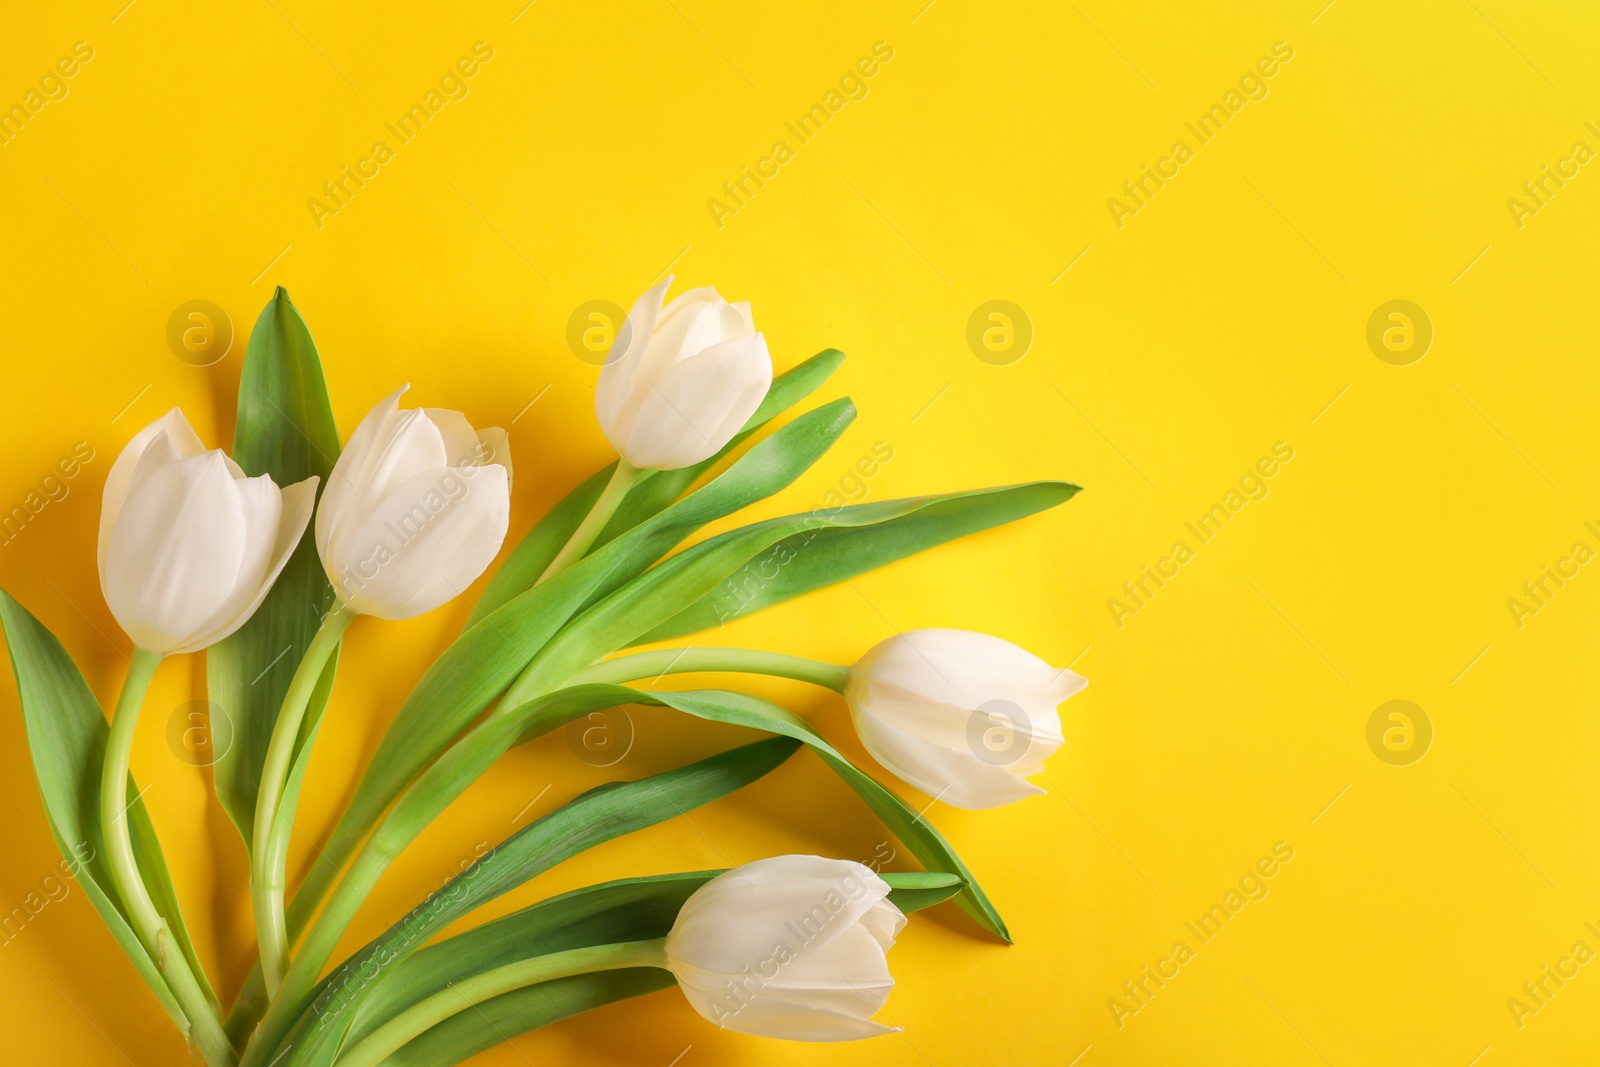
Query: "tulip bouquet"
2 281 1082 1065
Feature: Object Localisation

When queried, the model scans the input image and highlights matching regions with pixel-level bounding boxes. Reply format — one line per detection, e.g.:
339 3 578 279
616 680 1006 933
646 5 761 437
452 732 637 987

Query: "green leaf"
526 483 1079 689
383 972 673 1067
0 591 198 1029
207 287 342 849
269 736 802 1067
501 684 1008 940
349 873 704 1049
637 479 1082 643
468 348 845 626
288 399 856 939
878 869 967 912
345 868 961 1064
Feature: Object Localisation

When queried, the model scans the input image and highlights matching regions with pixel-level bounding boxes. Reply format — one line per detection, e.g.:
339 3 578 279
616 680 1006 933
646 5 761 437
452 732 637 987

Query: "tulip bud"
664 855 905 1041
844 629 1085 809
98 409 317 655
594 276 773 470
315 386 511 620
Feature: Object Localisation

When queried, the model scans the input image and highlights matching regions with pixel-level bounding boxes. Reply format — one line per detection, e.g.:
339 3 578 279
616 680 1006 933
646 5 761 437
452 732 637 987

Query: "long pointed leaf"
208 287 342 847
0 591 195 1029
385 972 673 1067
271 736 801 1066
638 480 1082 643
527 483 1079 690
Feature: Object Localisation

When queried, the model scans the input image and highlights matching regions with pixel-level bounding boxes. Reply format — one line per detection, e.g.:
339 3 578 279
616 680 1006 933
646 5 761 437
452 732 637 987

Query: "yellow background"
1 1 1597 1064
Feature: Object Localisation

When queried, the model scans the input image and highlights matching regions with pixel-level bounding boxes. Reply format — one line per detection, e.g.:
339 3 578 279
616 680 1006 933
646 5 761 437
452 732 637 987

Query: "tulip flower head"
845 629 1085 809
98 409 318 655
315 386 511 620
664 855 905 1041
595 277 772 471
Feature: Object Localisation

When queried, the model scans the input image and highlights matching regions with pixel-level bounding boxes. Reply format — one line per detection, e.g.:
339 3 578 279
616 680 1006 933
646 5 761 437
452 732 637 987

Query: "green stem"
572 646 850 691
250 604 355 997
234 461 645 1021
490 459 645 717
533 458 643 586
101 648 237 1067
333 939 668 1067
245 689 581 1064
242 843 388 1066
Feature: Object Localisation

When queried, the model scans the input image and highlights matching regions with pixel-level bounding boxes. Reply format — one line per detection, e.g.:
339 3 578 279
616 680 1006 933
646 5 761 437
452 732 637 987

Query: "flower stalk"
100 649 236 1066
535 458 643 586
332 939 668 1067
572 646 849 691
250 602 355 996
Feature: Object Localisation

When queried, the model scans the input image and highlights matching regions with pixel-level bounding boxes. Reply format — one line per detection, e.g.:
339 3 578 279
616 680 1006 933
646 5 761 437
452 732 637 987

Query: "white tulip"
844 629 1085 809
315 386 511 620
595 276 772 470
665 855 906 1041
98 408 317 655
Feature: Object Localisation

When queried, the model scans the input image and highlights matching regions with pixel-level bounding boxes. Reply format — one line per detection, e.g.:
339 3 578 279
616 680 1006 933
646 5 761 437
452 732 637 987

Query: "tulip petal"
607 285 749 453
595 278 670 440
851 707 1047 809
657 283 721 324
859 628 1081 711
679 976 900 1041
852 678 1064 760
764 923 895 993
316 384 409 559
103 452 247 654
646 289 733 378
172 475 318 654
476 426 512 489
193 471 280 626
666 856 903 1041
337 463 509 619
667 856 893 967
320 407 448 580
418 408 512 488
856 898 908 950
622 332 773 469
98 409 205 574
421 408 482 467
